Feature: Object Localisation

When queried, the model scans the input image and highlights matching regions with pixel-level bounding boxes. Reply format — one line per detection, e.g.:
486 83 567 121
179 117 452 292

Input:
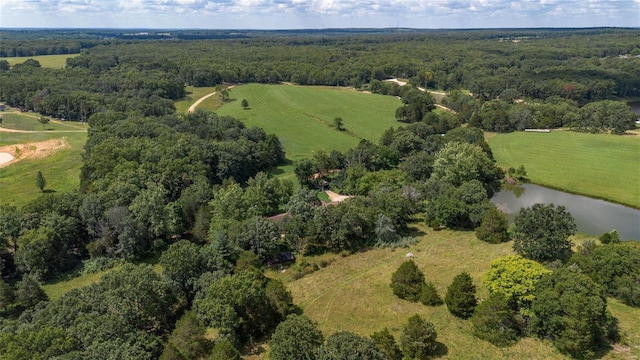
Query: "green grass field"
0 54 78 69
174 86 219 113
0 112 87 207
211 84 401 159
487 131 640 209
281 227 640 360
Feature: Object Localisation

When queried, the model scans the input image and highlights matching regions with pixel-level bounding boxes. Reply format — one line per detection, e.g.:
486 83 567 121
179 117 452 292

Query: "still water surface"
491 184 640 241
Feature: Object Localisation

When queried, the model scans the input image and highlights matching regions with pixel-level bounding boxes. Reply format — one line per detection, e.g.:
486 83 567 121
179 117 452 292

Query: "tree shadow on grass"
43 189 57 194
432 341 449 358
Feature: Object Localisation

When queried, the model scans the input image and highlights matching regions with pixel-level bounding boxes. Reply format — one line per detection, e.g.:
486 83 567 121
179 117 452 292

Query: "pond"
491 183 640 241
628 101 640 120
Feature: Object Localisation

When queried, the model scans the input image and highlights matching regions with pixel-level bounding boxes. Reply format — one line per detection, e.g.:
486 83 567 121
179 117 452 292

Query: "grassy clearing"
283 226 640 359
0 111 87 132
0 54 78 69
174 86 218 113
0 112 87 207
212 84 401 158
42 268 114 301
487 131 640 209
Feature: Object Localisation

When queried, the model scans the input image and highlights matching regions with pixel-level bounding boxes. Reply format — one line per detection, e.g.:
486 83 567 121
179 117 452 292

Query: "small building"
268 252 296 267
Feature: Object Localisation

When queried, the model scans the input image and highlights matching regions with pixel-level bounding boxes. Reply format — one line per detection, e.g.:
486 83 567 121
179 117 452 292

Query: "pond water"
491 183 640 241
628 101 640 120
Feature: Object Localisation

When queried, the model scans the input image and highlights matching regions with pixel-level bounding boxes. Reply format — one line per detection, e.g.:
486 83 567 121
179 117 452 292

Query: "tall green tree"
371 328 403 360
390 260 425 302
530 267 614 358
399 315 438 360
36 171 46 192
475 204 509 243
512 203 576 262
269 315 324 360
445 272 477 319
471 293 520 347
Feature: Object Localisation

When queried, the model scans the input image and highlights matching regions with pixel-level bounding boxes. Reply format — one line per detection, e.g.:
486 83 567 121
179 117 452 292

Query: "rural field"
0 53 77 69
487 131 640 209
210 84 401 159
0 111 87 206
279 227 640 360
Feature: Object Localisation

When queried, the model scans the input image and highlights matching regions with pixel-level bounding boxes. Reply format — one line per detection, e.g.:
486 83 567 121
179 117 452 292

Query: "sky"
1 0 639 29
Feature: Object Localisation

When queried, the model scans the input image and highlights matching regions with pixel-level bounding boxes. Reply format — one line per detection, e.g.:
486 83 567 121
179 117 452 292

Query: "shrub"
419 282 443 306
445 272 477 319
371 328 403 360
390 260 425 302
399 314 438 360
475 205 509 243
209 340 241 360
471 293 521 347
269 315 324 360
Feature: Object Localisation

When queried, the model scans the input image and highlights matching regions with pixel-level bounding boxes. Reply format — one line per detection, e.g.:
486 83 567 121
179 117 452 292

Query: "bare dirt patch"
0 137 70 168
325 190 352 202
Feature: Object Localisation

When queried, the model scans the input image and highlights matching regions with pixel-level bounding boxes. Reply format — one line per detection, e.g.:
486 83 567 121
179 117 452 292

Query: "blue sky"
1 0 639 29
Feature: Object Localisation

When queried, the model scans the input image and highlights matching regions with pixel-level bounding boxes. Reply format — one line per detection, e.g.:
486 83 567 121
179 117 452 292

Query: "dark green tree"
315 331 385 360
475 204 509 244
241 98 249 109
470 293 520 347
15 275 48 308
160 240 204 301
269 314 324 360
0 279 15 311
390 260 425 302
333 117 344 131
445 272 477 319
37 115 49 129
209 340 241 360
419 282 443 306
160 311 210 360
371 328 403 360
512 203 576 262
530 267 614 358
399 314 438 360
36 170 46 192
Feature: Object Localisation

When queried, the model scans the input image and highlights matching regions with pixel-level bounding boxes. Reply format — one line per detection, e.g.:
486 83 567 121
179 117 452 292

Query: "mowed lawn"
0 53 78 69
487 131 640 209
284 227 640 360
213 84 401 159
0 113 87 207
174 86 219 113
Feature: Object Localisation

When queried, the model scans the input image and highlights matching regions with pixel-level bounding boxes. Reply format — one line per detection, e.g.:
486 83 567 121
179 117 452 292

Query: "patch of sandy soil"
325 190 352 203
0 137 70 168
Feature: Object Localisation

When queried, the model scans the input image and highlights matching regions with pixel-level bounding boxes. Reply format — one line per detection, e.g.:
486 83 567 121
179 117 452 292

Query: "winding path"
187 91 217 113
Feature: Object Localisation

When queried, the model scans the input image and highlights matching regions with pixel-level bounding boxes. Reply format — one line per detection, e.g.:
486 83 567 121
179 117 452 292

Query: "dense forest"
1 28 639 359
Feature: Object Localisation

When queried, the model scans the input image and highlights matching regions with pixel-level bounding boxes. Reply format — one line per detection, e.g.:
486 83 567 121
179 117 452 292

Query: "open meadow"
487 131 640 209
210 84 401 159
0 111 87 206
0 53 78 69
279 227 640 360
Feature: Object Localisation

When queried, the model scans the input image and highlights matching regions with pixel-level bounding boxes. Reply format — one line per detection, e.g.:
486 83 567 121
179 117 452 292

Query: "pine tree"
445 272 477 319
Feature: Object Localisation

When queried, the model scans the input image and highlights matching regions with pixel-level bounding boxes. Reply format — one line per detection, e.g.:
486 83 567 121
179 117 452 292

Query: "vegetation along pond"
491 183 640 241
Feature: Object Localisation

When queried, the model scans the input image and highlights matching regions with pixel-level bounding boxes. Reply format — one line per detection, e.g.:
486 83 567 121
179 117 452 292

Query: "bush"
475 205 509 243
209 340 241 360
419 282 443 306
269 315 324 360
371 328 403 360
399 314 438 360
390 260 425 302
445 272 477 319
471 293 521 347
